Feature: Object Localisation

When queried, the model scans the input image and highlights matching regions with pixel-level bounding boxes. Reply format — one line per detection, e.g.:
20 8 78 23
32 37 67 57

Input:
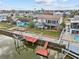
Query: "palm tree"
6 16 14 24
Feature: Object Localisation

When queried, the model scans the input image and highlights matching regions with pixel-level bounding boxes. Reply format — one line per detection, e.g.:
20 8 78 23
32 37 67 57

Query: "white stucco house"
69 15 79 34
0 14 7 22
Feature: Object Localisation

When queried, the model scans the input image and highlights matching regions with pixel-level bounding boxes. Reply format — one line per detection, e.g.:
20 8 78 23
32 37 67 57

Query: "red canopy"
35 47 48 56
35 41 49 57
23 35 37 43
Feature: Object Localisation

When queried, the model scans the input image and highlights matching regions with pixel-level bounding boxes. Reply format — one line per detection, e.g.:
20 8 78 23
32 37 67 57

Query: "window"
48 20 51 23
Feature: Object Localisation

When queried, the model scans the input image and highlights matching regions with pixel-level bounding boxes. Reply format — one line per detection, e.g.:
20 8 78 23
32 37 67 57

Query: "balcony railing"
71 26 79 29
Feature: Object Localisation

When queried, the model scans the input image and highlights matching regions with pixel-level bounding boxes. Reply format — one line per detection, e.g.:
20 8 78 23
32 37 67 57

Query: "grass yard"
26 28 61 38
0 22 15 29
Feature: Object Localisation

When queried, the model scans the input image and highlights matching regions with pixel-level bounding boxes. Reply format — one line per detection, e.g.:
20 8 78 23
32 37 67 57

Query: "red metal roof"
23 35 37 43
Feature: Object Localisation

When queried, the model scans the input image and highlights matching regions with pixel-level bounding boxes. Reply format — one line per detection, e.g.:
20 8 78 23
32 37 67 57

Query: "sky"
0 0 79 10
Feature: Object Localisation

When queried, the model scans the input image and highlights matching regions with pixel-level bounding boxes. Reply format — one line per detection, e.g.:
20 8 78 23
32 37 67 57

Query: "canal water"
0 35 40 59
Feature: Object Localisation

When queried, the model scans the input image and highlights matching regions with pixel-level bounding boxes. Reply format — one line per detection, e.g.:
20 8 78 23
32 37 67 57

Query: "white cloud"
35 0 69 5
35 0 56 5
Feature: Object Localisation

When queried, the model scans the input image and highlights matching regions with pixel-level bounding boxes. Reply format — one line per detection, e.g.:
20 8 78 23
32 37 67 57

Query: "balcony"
45 23 58 26
71 26 79 29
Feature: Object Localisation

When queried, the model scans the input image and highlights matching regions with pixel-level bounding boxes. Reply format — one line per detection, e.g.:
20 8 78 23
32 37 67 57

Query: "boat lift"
13 34 28 55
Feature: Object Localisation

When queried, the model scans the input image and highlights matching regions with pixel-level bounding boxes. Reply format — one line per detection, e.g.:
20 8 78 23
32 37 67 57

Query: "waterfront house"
69 15 79 34
16 18 29 27
32 14 63 29
53 12 63 16
0 14 7 22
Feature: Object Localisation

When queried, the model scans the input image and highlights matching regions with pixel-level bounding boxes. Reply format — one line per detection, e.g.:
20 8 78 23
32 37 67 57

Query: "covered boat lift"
23 35 38 43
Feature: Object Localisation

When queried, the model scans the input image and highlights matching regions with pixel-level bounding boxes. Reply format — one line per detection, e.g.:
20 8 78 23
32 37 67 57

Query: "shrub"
28 21 34 28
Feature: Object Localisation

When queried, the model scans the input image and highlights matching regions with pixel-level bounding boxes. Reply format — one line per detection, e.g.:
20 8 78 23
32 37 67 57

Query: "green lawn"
0 22 15 29
26 28 61 38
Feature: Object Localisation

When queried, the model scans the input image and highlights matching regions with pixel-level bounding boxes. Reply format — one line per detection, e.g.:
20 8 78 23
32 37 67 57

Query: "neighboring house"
32 14 63 29
16 18 29 27
53 12 63 16
0 14 7 22
69 15 79 34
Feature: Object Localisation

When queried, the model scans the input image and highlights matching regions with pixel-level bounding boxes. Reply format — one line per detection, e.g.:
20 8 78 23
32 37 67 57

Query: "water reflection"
0 35 39 59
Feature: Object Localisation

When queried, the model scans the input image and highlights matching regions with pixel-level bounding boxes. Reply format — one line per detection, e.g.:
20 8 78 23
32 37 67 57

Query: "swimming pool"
74 35 79 42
